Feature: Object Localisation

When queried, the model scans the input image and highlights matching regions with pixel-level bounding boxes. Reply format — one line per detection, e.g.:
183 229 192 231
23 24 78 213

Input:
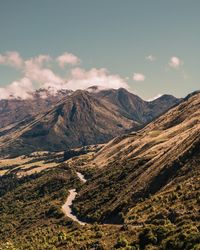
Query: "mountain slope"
0 91 199 250
72 91 200 224
0 88 179 156
0 88 73 128
94 87 179 123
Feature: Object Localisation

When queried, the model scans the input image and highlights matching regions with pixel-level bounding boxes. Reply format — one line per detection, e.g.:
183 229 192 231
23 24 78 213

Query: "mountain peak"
0 87 180 156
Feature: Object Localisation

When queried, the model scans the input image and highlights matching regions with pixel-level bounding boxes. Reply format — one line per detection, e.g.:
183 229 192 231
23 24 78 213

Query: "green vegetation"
0 164 80 244
0 155 199 249
0 93 199 249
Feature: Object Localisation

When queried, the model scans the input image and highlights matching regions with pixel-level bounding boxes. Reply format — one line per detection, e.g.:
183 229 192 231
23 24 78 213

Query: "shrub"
139 227 157 248
115 237 129 248
45 205 63 219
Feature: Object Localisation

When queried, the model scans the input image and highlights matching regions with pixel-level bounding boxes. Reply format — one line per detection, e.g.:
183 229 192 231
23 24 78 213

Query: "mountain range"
0 88 199 250
0 87 179 156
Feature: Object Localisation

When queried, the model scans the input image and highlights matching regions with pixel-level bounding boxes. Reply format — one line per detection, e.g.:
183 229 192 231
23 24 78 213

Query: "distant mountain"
94 88 179 123
0 88 73 128
73 91 200 225
0 88 180 156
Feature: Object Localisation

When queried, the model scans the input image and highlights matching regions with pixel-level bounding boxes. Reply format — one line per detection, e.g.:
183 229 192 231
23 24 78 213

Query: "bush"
139 227 157 248
115 237 129 248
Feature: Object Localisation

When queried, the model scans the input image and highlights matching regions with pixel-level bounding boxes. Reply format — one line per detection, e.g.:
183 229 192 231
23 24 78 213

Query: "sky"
0 0 200 100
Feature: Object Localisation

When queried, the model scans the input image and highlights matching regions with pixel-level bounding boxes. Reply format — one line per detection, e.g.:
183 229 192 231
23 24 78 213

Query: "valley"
1 2 199 249
0 90 199 249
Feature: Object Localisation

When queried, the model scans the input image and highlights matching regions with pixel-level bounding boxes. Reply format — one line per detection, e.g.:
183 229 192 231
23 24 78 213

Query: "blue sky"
0 0 199 100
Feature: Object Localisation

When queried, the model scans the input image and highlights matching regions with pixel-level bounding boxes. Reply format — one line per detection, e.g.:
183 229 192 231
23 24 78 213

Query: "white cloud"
147 94 162 101
0 51 24 68
24 59 63 86
0 51 130 99
23 65 128 94
0 78 34 99
0 53 65 98
6 51 24 68
169 56 183 69
133 73 145 81
0 52 51 69
31 54 51 66
56 52 80 67
145 54 156 62
67 67 129 90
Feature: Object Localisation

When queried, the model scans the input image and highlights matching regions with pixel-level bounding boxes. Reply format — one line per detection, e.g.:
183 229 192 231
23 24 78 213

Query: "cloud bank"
0 51 129 99
67 67 128 90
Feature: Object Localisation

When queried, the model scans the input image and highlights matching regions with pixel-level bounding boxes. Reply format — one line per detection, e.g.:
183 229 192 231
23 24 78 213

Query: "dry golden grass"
0 151 62 176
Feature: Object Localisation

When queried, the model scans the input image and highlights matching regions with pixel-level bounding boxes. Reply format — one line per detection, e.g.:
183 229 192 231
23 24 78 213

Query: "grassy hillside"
0 92 199 249
73 92 200 224
1 154 199 249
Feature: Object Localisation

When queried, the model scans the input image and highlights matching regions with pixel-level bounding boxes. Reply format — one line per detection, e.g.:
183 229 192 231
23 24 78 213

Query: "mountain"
72 91 200 227
0 88 179 156
94 87 179 123
0 91 199 250
0 88 73 129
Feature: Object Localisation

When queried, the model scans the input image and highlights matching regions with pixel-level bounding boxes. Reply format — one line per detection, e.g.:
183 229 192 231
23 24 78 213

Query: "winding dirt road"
62 171 87 225
76 171 87 183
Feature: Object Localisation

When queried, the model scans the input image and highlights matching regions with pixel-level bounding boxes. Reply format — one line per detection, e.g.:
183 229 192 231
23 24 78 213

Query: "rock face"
73 91 200 223
0 88 180 156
